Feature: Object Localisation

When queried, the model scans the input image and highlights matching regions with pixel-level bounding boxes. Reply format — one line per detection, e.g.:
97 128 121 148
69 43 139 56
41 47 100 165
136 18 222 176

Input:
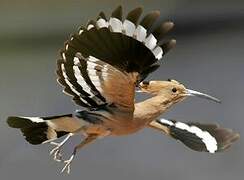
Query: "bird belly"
104 120 144 136
75 109 143 136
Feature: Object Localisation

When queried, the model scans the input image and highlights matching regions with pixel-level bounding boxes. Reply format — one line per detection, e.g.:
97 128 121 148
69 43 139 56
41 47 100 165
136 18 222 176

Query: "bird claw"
49 134 73 162
46 133 94 174
61 154 75 174
49 140 75 174
53 149 63 162
49 143 63 162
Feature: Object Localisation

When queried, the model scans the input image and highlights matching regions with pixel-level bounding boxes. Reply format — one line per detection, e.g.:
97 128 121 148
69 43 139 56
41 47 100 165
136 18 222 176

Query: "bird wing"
57 6 175 110
148 118 240 153
57 54 138 110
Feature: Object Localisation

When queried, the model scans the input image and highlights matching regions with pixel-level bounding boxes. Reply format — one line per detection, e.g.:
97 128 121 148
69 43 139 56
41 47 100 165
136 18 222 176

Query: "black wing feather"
140 10 160 30
57 6 175 108
126 7 143 25
111 6 123 20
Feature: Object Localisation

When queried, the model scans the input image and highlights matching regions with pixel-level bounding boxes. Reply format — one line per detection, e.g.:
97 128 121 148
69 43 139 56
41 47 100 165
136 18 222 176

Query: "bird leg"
61 134 98 174
49 133 74 162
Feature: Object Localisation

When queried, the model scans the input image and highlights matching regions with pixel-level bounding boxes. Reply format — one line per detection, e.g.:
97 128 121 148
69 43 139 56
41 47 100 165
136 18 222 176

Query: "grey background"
0 0 243 180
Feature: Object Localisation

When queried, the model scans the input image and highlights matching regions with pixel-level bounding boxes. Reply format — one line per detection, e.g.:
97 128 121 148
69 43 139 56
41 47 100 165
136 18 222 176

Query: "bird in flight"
7 6 239 174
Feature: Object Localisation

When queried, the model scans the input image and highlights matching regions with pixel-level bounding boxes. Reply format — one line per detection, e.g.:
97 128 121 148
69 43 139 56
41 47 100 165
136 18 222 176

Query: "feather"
126 7 143 25
111 5 122 20
160 39 176 55
140 10 160 30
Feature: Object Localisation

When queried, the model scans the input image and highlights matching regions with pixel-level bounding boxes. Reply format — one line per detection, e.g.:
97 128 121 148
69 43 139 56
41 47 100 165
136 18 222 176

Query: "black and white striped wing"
57 6 175 108
154 118 240 153
57 54 137 110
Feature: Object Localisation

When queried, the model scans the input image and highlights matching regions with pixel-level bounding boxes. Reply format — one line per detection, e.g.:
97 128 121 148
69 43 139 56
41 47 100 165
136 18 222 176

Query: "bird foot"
50 142 62 162
49 142 64 162
61 154 75 174
49 133 73 162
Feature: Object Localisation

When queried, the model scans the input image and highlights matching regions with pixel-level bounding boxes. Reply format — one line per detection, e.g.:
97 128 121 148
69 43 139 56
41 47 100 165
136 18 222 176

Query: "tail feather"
155 119 240 153
7 117 39 128
7 115 74 145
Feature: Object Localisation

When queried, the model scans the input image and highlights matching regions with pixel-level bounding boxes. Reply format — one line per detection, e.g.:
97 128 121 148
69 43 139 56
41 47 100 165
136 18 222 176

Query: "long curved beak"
186 89 221 103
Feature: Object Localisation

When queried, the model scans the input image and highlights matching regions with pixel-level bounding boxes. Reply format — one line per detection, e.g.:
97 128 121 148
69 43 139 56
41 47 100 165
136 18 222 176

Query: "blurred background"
0 0 243 180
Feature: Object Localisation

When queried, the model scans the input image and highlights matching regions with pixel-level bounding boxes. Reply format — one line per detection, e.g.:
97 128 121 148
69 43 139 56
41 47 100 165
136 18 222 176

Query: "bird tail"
152 118 240 153
7 114 84 145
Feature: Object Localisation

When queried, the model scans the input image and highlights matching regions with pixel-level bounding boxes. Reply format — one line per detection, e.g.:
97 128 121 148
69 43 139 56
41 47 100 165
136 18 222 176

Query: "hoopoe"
7 6 239 174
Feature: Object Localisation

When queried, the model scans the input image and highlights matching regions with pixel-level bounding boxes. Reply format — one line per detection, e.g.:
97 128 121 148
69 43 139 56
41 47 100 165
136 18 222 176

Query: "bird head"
138 79 221 104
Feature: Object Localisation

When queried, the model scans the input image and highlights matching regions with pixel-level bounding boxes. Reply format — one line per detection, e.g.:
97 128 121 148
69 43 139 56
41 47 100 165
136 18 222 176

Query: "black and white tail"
156 118 240 153
7 114 84 145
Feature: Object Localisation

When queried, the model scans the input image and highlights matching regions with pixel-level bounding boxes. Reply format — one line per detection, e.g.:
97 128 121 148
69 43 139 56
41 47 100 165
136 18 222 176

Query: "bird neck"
134 95 175 125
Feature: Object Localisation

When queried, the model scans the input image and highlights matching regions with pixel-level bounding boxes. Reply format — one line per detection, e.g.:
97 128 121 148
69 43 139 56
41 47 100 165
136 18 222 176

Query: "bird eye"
172 87 177 93
142 81 150 85
168 79 171 82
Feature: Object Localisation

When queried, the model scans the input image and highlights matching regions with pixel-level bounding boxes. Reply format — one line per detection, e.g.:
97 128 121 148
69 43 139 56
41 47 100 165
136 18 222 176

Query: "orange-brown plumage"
7 6 239 174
